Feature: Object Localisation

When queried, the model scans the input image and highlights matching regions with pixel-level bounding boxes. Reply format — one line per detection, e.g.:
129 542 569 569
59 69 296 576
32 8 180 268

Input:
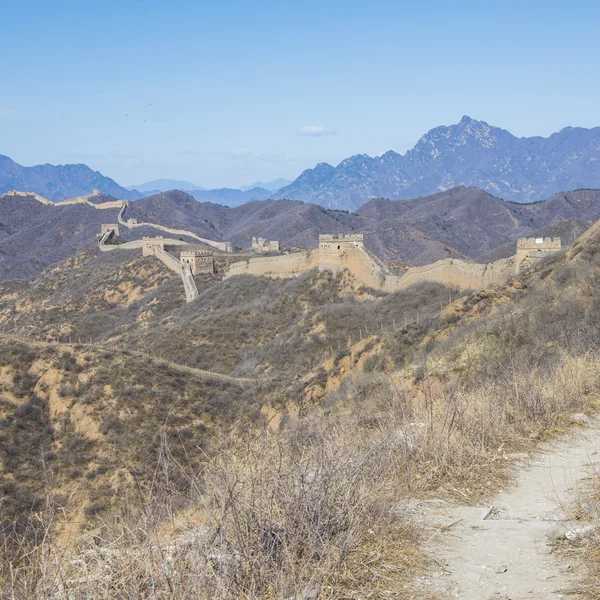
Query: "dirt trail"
413 418 599 599
1 335 258 386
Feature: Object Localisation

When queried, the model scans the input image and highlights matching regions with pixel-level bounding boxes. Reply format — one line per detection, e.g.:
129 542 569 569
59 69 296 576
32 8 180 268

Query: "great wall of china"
225 233 563 292
5 188 569 302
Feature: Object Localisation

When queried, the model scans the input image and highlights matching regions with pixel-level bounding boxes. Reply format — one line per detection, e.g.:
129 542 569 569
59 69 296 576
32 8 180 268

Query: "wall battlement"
516 237 561 249
319 233 364 249
225 232 565 293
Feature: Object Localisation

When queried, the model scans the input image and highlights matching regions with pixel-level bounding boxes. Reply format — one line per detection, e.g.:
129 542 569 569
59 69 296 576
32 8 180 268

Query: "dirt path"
2 335 259 386
412 417 599 599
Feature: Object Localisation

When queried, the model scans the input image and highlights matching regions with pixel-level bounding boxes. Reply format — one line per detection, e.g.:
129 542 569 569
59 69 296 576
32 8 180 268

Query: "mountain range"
126 179 205 193
276 116 600 209
240 178 292 192
0 155 142 202
4 186 600 282
129 179 289 205
2 116 600 210
0 157 277 207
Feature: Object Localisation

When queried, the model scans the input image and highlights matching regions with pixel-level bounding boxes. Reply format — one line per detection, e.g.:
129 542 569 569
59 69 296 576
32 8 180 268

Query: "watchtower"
142 236 165 256
319 233 364 254
252 237 280 253
216 241 233 253
515 237 561 272
100 224 119 237
180 250 215 275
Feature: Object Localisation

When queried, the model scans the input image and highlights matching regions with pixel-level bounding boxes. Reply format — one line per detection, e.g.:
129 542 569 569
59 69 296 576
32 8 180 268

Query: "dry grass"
6 230 600 597
4 347 598 599
2 405 425 599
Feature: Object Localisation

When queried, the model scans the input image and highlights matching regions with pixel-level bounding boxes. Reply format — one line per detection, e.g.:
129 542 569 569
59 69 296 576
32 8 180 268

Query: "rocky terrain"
277 116 600 208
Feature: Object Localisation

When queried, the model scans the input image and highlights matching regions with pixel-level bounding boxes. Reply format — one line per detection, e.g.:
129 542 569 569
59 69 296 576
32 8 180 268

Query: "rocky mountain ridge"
275 116 600 209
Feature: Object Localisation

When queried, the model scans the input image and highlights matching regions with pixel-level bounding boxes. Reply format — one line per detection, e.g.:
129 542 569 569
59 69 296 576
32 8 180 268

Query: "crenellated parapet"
319 233 364 251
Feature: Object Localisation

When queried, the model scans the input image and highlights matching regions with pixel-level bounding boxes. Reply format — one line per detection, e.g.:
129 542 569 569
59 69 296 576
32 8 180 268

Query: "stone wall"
5 189 126 210
4 190 53 205
318 243 387 289
224 234 519 293
225 251 318 279
117 203 233 253
384 256 515 292
153 247 183 275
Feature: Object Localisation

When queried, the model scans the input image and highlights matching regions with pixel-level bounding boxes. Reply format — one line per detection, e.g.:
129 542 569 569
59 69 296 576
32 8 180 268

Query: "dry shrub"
3 355 599 598
1 408 422 599
409 353 600 496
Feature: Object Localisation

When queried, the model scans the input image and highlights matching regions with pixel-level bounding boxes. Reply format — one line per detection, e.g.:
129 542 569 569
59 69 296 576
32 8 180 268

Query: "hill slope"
275 116 600 208
127 187 600 262
187 186 271 206
4 187 600 283
4 217 600 596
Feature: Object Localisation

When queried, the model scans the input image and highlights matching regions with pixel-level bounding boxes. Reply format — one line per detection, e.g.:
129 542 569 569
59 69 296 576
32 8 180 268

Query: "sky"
2 0 600 189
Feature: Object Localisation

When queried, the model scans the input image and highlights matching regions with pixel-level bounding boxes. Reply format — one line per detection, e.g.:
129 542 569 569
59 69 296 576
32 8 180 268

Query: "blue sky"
2 0 599 188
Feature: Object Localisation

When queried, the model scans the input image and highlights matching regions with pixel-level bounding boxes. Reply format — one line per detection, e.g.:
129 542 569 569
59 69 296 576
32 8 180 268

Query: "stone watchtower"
515 237 561 272
318 233 364 254
142 236 165 256
252 237 280 253
100 224 119 237
180 250 215 275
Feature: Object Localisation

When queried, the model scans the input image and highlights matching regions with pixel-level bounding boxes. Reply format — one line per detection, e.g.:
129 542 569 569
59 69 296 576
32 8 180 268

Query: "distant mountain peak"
275 117 600 209
458 114 478 125
127 179 204 193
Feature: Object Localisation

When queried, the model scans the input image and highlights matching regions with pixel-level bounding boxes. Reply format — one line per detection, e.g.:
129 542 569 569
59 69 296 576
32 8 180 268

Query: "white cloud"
298 125 336 137
223 148 253 156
